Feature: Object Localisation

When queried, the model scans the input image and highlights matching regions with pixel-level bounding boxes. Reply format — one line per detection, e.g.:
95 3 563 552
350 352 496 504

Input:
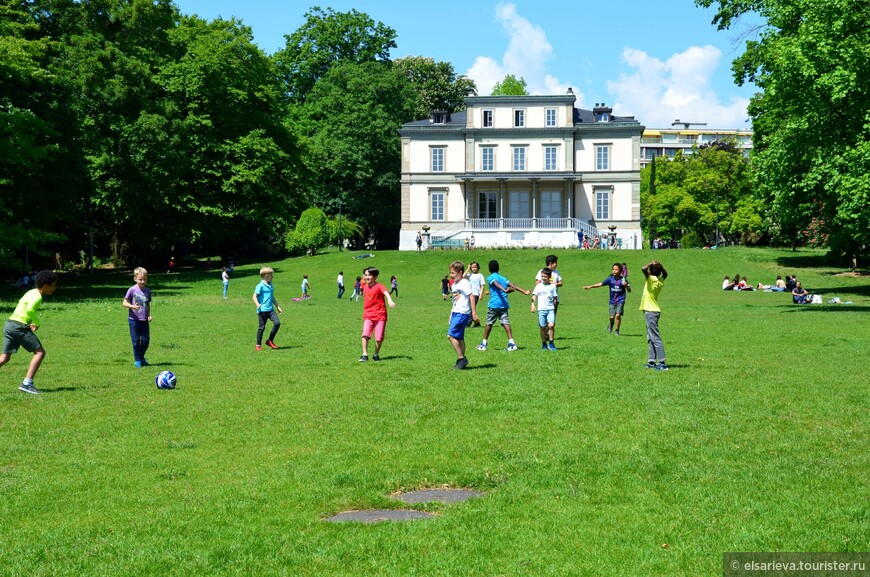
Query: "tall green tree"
640 141 758 246
299 60 415 248
274 6 397 104
696 0 870 256
394 56 476 119
491 74 528 96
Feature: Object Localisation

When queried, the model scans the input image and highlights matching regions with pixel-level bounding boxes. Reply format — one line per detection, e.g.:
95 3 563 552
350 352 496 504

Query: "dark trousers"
337 284 345 298
257 310 280 344
129 318 150 362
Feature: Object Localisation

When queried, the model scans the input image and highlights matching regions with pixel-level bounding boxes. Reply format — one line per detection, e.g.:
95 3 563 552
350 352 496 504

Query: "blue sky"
173 0 761 128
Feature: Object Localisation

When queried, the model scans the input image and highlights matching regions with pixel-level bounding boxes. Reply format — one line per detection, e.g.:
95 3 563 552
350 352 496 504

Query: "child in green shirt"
1 270 59 394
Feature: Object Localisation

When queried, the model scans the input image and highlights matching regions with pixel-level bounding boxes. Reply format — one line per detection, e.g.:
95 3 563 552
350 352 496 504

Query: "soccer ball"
155 370 177 390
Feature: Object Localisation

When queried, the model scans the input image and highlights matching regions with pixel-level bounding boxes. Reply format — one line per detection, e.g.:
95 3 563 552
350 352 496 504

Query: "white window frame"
545 108 557 127
481 146 495 171
478 191 497 219
509 191 529 218
482 109 494 128
430 190 446 221
431 146 445 172
540 191 561 218
595 188 610 220
595 144 611 171
544 146 558 171
514 109 525 127
512 146 527 171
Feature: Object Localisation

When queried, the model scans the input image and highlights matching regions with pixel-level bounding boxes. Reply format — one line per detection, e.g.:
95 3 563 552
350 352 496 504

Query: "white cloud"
465 2 582 101
607 45 749 127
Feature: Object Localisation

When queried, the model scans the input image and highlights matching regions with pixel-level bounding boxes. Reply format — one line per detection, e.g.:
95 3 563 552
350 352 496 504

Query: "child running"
531 268 559 350
0 270 58 394
584 262 632 335
360 267 396 362
640 260 668 370
477 259 530 351
253 267 283 350
122 267 153 368
447 261 478 369
350 276 362 302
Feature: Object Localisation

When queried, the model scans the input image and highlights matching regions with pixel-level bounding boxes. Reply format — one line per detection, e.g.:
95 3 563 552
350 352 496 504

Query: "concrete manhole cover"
325 509 437 523
393 488 486 504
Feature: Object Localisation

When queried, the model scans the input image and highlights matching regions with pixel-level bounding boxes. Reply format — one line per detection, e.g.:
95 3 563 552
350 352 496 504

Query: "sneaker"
134 361 143 368
255 345 263 351
372 354 380 362
453 357 469 370
476 343 487 351
614 330 620 336
359 355 368 362
506 343 518 351
607 325 613 333
18 383 40 395
655 363 670 371
644 362 656 369
266 340 279 349
547 343 558 351
541 343 549 350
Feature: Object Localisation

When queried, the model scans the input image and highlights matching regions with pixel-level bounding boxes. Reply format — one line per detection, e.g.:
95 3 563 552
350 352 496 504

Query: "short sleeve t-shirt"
535 268 562 297
639 275 664 312
362 282 388 321
487 272 512 310
124 285 151 321
532 283 557 311
467 273 486 296
601 275 628 306
254 281 275 312
451 278 473 314
10 289 44 327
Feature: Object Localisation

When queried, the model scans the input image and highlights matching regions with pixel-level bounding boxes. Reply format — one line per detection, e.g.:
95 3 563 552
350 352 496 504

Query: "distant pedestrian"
337 271 345 299
351 276 362 302
389 275 398 297
416 231 423 252
222 267 230 299
301 274 311 300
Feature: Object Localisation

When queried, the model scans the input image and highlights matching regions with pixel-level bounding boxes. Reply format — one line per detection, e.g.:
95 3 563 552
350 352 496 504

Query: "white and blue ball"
155 370 177 389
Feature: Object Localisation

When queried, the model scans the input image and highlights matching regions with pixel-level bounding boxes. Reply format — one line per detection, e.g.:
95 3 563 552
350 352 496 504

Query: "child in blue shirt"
584 262 632 335
477 260 530 351
253 267 283 350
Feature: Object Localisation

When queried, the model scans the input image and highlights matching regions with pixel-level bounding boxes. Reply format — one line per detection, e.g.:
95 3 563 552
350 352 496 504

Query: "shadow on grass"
376 355 413 361
40 386 80 393
465 363 497 370
779 304 870 313
775 253 838 269
806 285 870 297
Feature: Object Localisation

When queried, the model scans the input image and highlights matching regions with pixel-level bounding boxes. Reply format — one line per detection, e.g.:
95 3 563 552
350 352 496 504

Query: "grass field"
1 247 868 576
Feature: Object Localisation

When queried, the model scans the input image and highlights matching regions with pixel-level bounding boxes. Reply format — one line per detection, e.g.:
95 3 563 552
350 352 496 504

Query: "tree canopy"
491 74 528 96
393 56 476 119
696 0 870 256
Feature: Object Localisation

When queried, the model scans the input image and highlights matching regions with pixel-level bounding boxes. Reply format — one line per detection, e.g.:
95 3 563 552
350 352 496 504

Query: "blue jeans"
337 284 345 298
223 281 229 298
129 319 150 363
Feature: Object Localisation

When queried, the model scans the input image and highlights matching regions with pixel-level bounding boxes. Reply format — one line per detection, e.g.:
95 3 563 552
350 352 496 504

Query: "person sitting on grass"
792 281 811 304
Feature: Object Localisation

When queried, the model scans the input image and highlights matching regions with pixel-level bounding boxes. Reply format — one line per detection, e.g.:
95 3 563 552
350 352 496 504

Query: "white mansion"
398 91 644 250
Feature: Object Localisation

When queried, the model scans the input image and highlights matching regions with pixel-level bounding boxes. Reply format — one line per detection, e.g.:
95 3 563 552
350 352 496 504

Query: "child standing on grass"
222 267 230 299
584 262 632 335
531 268 558 350
440 275 450 301
253 267 283 351
447 261 478 369
465 261 487 326
351 276 362 302
360 267 395 362
389 275 399 297
477 259 530 351
301 274 311 300
640 260 668 371
0 270 58 394
122 267 152 368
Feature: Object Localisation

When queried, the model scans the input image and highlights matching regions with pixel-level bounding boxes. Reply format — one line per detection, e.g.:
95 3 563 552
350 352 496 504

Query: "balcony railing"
467 218 591 231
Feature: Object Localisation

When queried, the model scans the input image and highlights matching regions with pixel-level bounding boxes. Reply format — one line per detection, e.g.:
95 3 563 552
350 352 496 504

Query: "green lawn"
1 247 867 576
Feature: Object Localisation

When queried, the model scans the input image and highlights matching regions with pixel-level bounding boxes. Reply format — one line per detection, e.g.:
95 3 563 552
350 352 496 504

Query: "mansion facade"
398 91 644 250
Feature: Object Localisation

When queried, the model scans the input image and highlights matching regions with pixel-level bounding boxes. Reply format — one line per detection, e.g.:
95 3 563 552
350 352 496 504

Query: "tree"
394 56 476 119
298 60 416 248
491 74 528 96
274 7 397 104
285 207 329 255
695 0 870 256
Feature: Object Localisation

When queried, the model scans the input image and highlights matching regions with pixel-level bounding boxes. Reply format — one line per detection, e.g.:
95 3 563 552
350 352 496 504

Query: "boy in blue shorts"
531 268 559 350
584 262 632 335
447 261 478 369
1 270 59 394
477 259 530 351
